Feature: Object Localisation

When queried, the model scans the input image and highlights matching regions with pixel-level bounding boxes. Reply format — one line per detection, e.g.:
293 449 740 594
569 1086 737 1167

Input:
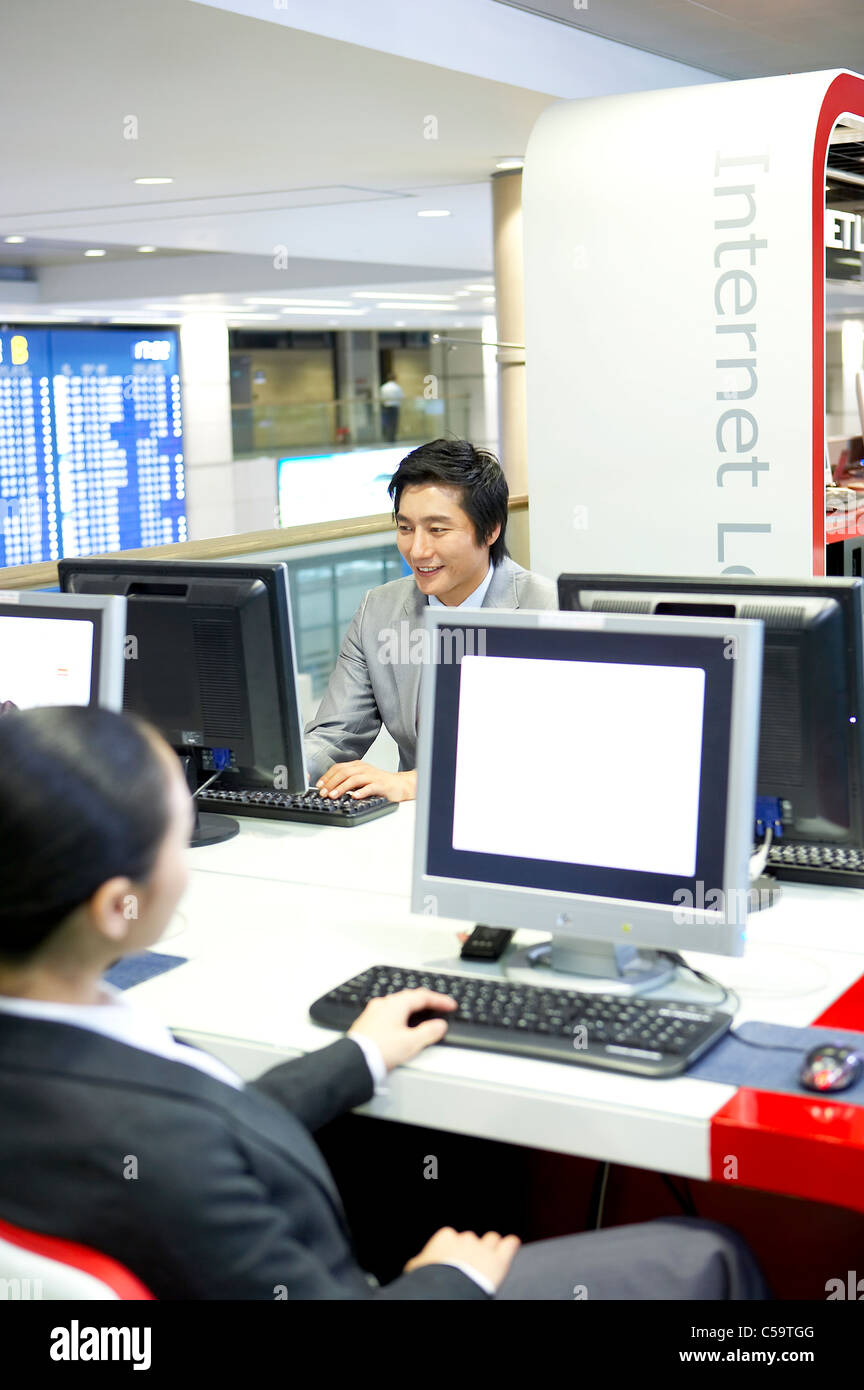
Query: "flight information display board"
0 326 187 566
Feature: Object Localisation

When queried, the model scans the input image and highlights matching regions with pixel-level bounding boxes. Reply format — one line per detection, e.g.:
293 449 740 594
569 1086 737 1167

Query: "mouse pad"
686 1019 864 1105
103 952 187 991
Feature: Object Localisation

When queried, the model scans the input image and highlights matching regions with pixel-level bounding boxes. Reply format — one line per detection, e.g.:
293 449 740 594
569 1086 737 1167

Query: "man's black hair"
387 439 510 566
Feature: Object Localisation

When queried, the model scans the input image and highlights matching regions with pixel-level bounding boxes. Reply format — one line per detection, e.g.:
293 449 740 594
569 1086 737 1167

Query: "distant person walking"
380 373 403 443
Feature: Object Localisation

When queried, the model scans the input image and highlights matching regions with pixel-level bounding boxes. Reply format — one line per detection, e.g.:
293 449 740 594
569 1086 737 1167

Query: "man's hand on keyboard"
316 762 417 803
404 1227 521 1291
348 988 456 1068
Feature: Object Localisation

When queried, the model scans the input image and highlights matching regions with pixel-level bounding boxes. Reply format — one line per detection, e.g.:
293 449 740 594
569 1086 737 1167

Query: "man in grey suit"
307 439 557 802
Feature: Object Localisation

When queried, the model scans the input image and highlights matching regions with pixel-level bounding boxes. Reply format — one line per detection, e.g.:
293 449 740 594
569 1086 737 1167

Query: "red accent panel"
813 75 864 577
710 1087 864 1211
0 1216 155 1299
811 971 864 1031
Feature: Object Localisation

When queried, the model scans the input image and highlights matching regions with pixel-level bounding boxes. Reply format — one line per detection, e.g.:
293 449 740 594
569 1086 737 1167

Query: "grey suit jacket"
304 555 558 781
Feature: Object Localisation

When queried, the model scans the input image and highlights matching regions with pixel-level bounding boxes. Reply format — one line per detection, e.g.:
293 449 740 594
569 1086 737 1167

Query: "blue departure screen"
0 326 187 566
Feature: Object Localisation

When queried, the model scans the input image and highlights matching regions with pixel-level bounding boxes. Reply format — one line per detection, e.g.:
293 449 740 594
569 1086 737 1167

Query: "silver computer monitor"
0 591 126 712
412 609 763 990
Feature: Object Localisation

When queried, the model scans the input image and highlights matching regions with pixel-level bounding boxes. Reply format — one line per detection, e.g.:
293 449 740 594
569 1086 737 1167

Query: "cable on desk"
662 953 837 1057
193 769 224 799
749 825 774 881
659 952 735 1009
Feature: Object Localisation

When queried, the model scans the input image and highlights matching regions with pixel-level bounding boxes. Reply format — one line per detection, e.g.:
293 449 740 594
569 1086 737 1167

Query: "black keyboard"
196 787 398 826
310 965 732 1078
767 842 864 887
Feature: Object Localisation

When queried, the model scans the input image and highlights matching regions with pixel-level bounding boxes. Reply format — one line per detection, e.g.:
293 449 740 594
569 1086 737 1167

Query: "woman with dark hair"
0 708 768 1300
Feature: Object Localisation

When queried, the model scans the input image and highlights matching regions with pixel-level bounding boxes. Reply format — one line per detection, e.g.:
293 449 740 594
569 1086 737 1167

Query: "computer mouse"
407 1006 452 1028
799 1044 864 1093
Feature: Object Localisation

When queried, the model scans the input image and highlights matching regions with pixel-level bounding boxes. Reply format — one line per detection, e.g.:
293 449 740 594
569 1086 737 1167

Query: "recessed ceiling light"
4 235 25 244
136 245 157 253
84 249 106 257
454 290 471 297
280 307 366 316
375 300 461 308
417 209 451 218
395 321 406 327
245 298 353 307
134 177 174 185
352 291 454 301
375 303 460 311
495 158 524 170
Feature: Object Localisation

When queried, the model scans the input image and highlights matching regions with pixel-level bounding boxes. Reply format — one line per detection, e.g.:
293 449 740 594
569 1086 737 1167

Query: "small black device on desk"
309 964 732 1078
460 926 514 961
197 786 397 827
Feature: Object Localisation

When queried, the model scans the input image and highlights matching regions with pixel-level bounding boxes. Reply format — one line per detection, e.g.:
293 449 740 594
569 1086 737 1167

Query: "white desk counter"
190 803 415 898
136 812 864 1208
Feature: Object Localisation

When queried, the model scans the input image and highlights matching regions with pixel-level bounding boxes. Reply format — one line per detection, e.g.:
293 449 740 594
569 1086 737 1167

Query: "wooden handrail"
0 495 529 591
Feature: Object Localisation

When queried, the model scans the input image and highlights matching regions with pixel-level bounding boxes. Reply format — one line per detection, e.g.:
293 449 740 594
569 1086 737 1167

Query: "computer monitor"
58 560 308 847
0 591 126 712
412 608 762 990
559 575 864 854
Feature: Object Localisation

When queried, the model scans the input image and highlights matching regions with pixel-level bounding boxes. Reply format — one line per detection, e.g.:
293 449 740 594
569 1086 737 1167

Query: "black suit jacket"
0 1015 487 1300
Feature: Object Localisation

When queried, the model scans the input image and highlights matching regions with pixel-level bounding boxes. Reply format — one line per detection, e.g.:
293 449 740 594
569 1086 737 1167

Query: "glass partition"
231 392 470 456
284 544 404 699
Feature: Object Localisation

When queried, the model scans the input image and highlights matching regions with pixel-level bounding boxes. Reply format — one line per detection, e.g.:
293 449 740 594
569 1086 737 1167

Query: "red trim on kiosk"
811 972 864 1031
814 75 864 577
718 76 864 1205
710 1088 864 1211
709 964 864 1202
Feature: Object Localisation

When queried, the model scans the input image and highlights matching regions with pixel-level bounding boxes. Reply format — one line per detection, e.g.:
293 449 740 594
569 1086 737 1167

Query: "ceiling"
5 0 864 329
499 0 864 81
0 0 556 327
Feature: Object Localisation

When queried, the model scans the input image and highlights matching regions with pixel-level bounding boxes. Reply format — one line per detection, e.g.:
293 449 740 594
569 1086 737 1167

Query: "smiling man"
305 439 557 803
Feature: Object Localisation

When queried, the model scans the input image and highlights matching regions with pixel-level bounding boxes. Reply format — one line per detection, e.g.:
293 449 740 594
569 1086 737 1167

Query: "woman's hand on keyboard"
348 988 456 1068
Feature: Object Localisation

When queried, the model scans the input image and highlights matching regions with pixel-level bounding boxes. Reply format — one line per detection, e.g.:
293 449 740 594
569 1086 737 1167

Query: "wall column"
491 167 527 494
179 314 235 539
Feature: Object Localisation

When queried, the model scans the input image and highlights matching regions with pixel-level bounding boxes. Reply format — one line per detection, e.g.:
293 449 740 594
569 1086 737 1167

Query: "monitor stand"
426 934 675 993
508 937 675 992
180 756 240 849
748 873 782 911
192 810 240 849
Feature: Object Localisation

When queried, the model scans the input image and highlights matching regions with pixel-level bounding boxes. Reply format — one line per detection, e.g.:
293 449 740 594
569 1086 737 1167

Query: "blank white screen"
451 654 706 878
0 615 95 709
